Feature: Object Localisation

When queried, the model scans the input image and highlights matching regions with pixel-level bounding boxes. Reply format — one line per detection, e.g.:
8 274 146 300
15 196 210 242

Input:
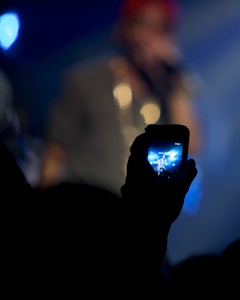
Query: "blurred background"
0 0 240 265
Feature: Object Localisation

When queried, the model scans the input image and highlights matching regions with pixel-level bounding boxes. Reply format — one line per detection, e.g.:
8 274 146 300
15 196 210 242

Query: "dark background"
1 0 240 264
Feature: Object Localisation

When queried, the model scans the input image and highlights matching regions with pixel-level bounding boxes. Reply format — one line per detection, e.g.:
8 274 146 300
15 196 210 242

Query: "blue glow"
0 12 20 50
182 158 203 215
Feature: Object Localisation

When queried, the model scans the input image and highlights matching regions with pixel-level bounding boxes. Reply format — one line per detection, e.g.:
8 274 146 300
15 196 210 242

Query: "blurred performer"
39 0 203 196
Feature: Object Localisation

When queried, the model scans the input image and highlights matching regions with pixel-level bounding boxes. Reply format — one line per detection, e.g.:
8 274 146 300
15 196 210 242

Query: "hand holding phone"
121 122 197 222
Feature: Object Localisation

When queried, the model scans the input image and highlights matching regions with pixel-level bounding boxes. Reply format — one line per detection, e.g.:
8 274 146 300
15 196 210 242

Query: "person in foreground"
1 125 197 297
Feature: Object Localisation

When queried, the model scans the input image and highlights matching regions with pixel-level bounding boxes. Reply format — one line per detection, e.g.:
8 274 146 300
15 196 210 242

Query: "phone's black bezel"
145 124 189 179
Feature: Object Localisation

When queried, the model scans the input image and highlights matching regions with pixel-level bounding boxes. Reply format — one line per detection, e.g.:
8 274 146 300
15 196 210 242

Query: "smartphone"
145 124 189 179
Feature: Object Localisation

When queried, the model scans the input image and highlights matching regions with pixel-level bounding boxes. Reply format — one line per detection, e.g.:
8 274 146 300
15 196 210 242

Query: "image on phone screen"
147 140 183 178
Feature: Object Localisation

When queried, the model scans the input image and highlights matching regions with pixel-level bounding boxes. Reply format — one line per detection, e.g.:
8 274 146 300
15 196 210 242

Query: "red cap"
117 0 181 28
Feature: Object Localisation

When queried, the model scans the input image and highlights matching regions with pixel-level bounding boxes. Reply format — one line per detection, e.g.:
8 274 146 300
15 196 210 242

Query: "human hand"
121 129 197 227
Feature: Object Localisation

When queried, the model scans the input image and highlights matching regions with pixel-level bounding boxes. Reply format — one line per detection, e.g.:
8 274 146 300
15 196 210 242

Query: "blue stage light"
0 12 20 50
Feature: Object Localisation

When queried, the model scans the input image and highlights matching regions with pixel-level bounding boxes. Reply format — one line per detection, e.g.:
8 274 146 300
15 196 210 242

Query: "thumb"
177 159 198 197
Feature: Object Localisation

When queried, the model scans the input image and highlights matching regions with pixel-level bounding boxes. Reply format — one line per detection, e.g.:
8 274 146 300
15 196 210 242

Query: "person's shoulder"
63 53 117 80
39 182 120 200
